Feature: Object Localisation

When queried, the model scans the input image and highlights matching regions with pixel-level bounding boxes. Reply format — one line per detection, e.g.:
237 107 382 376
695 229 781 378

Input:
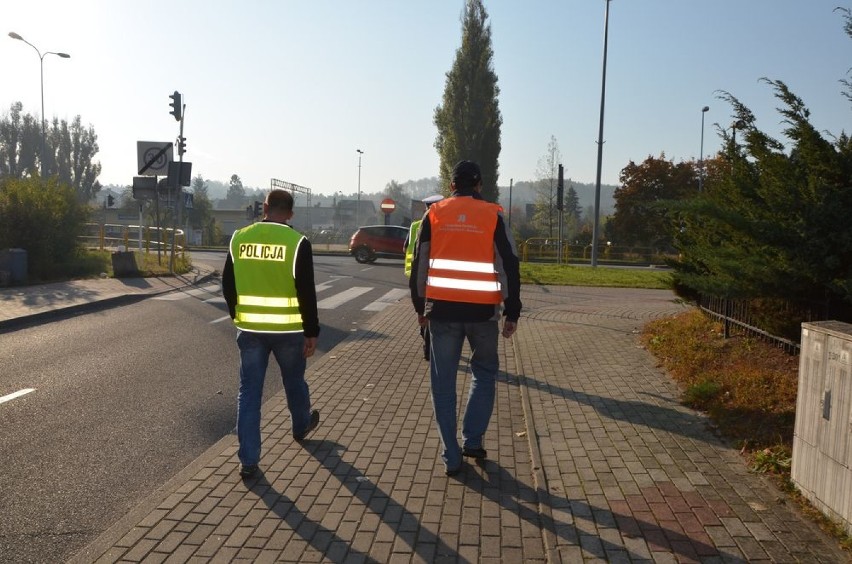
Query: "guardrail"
520 238 673 265
79 223 185 253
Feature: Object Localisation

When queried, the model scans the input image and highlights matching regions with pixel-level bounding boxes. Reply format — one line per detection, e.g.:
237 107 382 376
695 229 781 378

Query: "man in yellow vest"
222 189 320 479
404 194 443 360
408 160 521 476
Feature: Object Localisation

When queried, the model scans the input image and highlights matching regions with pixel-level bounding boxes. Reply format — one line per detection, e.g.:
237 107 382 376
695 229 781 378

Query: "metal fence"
697 295 833 355
519 238 672 265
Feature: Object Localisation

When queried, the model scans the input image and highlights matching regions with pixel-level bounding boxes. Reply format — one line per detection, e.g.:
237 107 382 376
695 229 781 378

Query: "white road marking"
362 288 409 311
207 281 409 321
0 388 35 405
317 287 372 309
153 284 220 301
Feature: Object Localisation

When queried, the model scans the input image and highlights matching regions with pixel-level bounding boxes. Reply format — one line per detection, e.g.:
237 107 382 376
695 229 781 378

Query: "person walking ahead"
404 194 443 360
222 189 320 479
409 160 521 476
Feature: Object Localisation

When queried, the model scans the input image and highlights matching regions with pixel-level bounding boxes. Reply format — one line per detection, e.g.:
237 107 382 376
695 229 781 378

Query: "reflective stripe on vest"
425 197 502 305
234 312 303 326
238 295 300 308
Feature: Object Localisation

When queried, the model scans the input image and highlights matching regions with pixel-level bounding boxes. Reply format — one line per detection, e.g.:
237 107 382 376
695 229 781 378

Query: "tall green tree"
838 7 852 105
563 184 583 240
188 174 216 244
672 83 852 334
224 174 246 208
0 103 102 201
433 0 502 202
382 179 409 224
0 102 40 178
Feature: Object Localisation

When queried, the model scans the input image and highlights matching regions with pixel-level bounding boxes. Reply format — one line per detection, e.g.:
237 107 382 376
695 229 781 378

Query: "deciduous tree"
609 154 697 250
533 135 561 237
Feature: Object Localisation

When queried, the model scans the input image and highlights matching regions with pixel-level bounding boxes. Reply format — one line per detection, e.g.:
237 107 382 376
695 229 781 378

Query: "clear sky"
3 1 850 196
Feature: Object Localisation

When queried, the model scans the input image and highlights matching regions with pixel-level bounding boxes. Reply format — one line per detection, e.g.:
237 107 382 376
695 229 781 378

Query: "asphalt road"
0 252 411 563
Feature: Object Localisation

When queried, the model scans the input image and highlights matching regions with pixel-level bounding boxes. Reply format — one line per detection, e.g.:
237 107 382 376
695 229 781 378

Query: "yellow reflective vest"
404 219 421 278
425 197 502 305
230 223 305 333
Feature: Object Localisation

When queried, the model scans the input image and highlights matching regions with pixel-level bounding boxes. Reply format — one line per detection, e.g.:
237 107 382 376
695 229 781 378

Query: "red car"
348 225 409 263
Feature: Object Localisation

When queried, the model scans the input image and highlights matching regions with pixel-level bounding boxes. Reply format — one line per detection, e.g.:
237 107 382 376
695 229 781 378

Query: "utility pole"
591 0 611 268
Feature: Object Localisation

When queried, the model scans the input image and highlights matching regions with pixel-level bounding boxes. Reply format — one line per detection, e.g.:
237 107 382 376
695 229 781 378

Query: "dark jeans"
427 319 499 470
236 330 312 466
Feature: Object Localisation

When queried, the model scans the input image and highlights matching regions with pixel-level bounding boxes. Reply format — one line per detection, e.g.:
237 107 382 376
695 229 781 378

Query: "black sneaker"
239 464 258 478
462 446 487 459
294 410 320 442
445 464 462 477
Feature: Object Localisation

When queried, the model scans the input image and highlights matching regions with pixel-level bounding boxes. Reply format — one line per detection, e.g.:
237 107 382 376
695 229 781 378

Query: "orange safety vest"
425 197 502 304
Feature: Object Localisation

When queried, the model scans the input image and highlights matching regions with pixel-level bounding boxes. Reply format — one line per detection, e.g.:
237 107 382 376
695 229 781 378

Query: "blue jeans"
428 320 499 470
236 330 312 466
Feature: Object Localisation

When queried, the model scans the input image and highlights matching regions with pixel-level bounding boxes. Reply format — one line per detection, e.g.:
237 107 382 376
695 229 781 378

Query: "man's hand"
502 320 518 339
418 314 429 328
303 337 317 358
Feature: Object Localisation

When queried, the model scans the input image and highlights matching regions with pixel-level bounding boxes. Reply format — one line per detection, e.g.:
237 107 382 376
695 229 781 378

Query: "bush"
0 176 90 281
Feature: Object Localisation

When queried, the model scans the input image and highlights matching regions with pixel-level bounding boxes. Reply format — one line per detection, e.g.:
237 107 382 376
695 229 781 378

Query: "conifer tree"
433 0 502 202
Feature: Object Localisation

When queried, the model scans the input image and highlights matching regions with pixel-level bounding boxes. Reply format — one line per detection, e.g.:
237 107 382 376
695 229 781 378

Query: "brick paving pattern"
56 284 849 563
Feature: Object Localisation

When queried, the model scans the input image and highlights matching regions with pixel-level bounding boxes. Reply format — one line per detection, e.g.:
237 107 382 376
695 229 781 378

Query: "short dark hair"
266 189 294 212
451 160 482 190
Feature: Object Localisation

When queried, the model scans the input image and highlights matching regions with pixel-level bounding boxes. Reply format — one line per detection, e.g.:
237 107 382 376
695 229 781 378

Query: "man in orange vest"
408 160 521 476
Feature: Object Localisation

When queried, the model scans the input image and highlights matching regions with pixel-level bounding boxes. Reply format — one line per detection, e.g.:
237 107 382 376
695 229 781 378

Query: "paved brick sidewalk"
0 266 216 330
68 286 847 563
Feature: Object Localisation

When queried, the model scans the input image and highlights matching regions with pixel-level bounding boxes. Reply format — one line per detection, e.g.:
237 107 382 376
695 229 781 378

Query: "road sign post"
380 198 396 225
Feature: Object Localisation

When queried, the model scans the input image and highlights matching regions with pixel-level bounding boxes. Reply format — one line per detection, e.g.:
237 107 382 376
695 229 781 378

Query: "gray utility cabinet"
792 321 852 534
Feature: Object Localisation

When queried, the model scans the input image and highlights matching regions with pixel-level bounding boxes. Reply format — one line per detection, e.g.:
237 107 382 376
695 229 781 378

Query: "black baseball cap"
451 160 481 189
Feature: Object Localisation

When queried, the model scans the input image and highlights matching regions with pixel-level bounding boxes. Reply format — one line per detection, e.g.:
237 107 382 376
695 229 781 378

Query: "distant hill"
101 176 618 215
497 179 616 215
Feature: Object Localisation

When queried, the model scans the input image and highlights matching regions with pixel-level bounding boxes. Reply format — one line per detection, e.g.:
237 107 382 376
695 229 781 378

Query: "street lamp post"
730 119 746 148
356 149 364 227
591 0 612 268
699 105 709 191
8 32 70 178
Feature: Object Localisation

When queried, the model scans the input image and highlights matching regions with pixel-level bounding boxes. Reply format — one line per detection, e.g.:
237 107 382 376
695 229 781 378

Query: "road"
0 253 411 563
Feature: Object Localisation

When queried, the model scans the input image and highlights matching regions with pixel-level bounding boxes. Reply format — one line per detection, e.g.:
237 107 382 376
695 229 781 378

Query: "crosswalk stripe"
163 282 408 315
362 288 409 311
317 287 372 309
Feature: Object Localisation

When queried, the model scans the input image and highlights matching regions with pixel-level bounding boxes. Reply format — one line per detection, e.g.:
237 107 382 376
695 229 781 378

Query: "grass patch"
56 249 192 280
520 263 672 289
642 308 851 551
134 250 192 276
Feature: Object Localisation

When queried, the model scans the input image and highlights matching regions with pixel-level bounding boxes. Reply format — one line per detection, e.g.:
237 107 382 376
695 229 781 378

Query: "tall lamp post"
356 149 364 227
591 0 612 268
699 105 709 191
8 32 70 178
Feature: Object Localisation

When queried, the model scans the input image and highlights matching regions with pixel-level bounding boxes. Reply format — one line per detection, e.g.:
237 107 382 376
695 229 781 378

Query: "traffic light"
556 164 564 211
169 91 182 121
253 201 262 219
107 194 115 207
177 136 186 156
